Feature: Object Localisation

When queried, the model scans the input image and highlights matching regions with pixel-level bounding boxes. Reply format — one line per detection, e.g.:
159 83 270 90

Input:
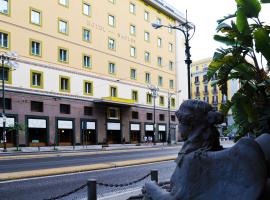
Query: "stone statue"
143 100 270 200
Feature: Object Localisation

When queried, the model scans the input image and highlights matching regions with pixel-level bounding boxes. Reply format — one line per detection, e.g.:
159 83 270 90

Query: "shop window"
171 115 176 121
0 98 11 110
159 114 165 121
146 113 152 120
132 111 138 119
84 106 93 116
107 107 120 119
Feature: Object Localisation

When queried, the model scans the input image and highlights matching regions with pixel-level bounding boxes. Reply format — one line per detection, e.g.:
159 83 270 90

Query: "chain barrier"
97 172 151 187
43 183 87 200
43 172 151 200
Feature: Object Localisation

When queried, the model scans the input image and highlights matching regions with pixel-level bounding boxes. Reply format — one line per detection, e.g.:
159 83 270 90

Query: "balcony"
194 91 200 96
212 89 218 94
194 81 200 85
203 90 209 95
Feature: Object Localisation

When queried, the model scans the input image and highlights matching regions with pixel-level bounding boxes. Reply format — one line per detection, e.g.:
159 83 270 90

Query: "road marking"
0 146 179 160
0 160 173 184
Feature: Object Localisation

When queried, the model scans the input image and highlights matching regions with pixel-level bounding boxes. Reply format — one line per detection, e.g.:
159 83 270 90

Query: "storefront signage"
58 120 73 129
158 125 166 131
0 117 15 127
145 124 154 131
86 122 96 130
107 122 120 130
130 124 140 131
28 119 46 128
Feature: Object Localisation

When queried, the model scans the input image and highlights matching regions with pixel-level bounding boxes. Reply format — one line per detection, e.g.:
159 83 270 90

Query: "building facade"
0 0 185 147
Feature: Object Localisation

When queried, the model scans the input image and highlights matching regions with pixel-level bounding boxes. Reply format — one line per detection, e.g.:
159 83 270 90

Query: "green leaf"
216 23 232 33
254 28 270 63
236 7 250 34
217 14 236 24
236 0 261 18
214 35 236 46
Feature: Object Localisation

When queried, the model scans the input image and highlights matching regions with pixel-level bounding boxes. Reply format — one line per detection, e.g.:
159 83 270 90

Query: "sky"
164 0 270 61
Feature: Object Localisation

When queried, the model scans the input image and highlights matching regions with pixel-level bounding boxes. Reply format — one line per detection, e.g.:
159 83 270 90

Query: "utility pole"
148 85 159 144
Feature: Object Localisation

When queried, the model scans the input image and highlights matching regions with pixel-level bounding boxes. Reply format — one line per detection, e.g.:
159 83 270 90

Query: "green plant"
207 0 270 140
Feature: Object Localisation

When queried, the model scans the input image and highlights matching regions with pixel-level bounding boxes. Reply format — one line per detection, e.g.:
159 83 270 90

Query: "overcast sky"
164 0 270 61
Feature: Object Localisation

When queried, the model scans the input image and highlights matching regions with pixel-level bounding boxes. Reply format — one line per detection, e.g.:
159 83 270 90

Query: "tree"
7 122 25 151
207 0 270 140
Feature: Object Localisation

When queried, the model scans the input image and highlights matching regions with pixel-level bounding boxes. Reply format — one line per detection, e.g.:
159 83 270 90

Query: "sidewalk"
0 142 183 155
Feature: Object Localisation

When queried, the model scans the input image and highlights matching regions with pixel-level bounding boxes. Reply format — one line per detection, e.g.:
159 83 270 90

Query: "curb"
0 156 176 181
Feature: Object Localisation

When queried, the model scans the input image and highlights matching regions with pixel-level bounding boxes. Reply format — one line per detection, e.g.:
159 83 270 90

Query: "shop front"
145 124 154 142
81 120 97 145
130 123 141 144
0 116 16 147
158 124 167 143
107 122 121 144
27 117 49 146
57 119 74 146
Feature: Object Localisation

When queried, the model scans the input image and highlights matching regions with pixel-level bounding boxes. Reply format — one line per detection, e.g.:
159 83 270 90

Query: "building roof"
143 0 186 23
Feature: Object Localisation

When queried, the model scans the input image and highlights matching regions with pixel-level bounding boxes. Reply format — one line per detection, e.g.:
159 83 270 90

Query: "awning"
94 97 135 106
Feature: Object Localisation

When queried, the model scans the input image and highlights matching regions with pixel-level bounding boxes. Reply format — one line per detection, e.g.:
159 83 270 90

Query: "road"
0 146 179 173
0 161 176 200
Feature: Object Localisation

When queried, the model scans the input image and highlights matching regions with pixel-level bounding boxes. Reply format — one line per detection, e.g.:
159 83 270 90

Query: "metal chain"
43 183 87 200
97 172 151 187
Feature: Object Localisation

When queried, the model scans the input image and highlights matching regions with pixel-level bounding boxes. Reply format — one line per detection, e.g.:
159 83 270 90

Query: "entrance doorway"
130 123 141 144
0 128 16 147
58 129 73 145
107 122 121 144
82 129 96 145
28 128 47 146
158 131 166 142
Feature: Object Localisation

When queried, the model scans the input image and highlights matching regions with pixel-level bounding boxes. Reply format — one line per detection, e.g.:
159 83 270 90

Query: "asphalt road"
0 146 179 173
0 161 176 200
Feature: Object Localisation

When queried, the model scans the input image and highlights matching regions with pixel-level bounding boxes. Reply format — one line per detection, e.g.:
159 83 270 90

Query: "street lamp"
148 85 159 144
152 11 195 99
0 52 18 152
167 90 181 145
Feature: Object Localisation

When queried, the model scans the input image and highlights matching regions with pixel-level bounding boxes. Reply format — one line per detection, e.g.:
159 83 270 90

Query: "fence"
43 170 160 200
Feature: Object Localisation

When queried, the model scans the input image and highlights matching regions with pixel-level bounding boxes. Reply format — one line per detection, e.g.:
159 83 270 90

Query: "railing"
43 170 160 200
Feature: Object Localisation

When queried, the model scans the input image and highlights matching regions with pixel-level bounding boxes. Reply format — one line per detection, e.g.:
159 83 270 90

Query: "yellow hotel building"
0 0 186 147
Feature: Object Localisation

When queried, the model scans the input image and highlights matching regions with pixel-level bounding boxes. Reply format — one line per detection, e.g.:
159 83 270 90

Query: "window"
130 68 136 80
146 113 152 120
169 80 174 89
59 76 70 92
130 46 136 57
31 101 43 112
108 62 116 74
0 31 9 49
157 37 162 47
159 114 165 121
59 0 68 7
108 38 115 50
168 26 172 33
145 72 151 83
204 85 208 93
203 75 208 83
169 61 173 71
132 111 139 119
58 19 68 34
107 107 120 119
108 14 115 27
158 76 163 86
171 115 176 122
83 2 91 16
30 9 41 25
132 90 138 102
0 67 11 83
83 55 91 68
110 86 117 97
146 93 152 104
0 98 11 110
0 0 9 15
60 104 70 114
144 31 150 42
83 28 91 42
84 81 93 95
30 70 43 89
156 18 161 25
84 106 93 116
30 40 41 56
169 43 173 52
145 51 150 62
171 98 175 107
129 3 135 14
159 96 164 106
157 57 162 66
144 11 149 21
130 24 136 35
59 48 68 62
195 76 199 83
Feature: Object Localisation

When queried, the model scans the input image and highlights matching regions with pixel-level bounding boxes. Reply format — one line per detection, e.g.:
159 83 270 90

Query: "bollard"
88 179 97 200
151 170 158 183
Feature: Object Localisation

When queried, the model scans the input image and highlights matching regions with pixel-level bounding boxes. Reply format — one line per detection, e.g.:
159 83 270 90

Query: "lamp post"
0 52 18 152
148 85 159 144
152 11 195 99
167 90 181 145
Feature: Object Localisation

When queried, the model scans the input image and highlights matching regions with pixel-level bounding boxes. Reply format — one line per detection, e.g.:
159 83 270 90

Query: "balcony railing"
194 81 200 85
195 91 200 96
